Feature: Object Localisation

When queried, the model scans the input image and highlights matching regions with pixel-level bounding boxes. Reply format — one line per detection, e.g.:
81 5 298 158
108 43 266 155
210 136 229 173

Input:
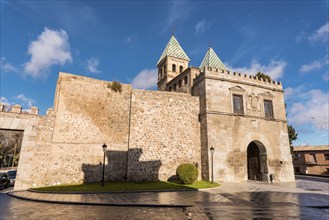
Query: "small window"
169 87 172 91
233 94 244 114
309 154 316 163
324 154 329 160
172 64 176 72
178 80 182 88
184 76 188 85
173 83 177 91
179 66 183 73
264 99 274 118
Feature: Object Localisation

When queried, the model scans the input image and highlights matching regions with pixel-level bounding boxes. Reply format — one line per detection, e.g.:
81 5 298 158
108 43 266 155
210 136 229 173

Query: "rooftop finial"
171 27 175 36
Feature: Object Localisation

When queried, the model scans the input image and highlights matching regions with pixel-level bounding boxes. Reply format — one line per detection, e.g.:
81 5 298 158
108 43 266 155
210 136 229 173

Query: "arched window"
172 64 176 72
184 75 188 85
178 79 182 88
179 66 183 73
173 83 177 91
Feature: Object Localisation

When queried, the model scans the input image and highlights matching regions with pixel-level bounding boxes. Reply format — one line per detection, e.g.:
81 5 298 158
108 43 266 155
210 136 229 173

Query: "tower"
199 46 226 70
157 35 190 91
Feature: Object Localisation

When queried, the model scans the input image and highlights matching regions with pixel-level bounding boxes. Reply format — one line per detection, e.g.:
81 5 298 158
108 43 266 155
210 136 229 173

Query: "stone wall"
0 110 55 190
11 72 201 189
128 90 201 181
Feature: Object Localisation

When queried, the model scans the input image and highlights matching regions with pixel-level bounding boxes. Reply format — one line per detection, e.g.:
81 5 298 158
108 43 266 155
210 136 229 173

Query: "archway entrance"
247 141 267 181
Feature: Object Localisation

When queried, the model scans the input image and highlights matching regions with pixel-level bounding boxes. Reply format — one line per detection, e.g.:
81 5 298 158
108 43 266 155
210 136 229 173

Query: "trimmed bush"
176 163 198 184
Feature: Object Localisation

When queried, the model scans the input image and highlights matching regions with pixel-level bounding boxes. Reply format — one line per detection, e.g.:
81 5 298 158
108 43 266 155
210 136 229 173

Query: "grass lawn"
32 181 220 192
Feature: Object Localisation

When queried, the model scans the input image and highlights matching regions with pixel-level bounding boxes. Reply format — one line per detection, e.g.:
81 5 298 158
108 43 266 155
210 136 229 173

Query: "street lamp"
101 143 107 187
210 146 215 183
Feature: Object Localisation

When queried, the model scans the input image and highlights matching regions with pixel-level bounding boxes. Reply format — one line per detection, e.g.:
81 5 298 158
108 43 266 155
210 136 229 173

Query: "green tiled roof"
157 35 190 65
199 47 226 70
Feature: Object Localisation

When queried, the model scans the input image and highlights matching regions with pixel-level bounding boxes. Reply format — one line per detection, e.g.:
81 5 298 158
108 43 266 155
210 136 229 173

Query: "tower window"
184 76 188 85
179 66 183 73
233 94 244 114
264 100 274 118
172 64 176 72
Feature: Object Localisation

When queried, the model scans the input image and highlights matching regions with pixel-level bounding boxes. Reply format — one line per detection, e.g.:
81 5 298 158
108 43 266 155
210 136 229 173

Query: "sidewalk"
8 179 329 208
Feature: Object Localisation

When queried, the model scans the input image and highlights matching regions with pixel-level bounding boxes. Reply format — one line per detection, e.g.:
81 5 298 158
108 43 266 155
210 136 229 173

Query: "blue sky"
1 1 328 146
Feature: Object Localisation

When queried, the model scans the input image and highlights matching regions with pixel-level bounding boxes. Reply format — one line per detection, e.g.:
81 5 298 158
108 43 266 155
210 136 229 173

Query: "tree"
288 125 298 154
256 72 271 82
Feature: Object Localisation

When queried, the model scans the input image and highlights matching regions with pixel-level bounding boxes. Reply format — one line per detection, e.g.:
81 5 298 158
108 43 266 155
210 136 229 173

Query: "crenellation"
11 104 22 113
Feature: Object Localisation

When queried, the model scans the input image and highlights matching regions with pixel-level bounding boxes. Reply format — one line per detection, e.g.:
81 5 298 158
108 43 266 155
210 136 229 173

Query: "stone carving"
247 90 261 115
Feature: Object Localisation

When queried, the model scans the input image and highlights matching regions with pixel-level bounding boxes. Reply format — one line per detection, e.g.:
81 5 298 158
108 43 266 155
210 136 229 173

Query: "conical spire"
157 35 190 65
199 47 226 70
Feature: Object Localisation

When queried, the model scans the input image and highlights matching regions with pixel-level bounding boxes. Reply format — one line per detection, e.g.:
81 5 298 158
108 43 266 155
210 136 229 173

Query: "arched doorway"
247 141 268 181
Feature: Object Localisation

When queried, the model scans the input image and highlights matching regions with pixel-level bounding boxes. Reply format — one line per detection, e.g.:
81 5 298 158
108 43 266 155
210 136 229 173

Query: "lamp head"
102 143 107 152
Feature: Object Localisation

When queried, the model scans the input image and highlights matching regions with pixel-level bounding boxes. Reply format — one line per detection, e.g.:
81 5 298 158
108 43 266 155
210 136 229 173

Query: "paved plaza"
0 175 328 219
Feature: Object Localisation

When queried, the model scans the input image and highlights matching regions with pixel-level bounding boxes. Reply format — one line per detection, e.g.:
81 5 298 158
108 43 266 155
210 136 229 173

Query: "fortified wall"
10 72 200 190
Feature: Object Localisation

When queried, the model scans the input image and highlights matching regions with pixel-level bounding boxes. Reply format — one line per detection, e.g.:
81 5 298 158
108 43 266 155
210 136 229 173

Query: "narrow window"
264 99 274 118
233 94 244 114
172 64 176 72
179 66 183 73
169 87 172 91
184 75 188 85
178 79 182 88
173 83 177 91
309 154 316 164
324 154 329 160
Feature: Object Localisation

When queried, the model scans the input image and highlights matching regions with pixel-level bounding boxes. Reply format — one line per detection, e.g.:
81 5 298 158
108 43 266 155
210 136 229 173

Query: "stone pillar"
30 106 39 115
11 104 22 113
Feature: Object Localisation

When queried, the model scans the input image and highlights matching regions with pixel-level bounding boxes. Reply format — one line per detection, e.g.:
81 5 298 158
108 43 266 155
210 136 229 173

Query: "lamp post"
101 143 107 187
210 146 215 183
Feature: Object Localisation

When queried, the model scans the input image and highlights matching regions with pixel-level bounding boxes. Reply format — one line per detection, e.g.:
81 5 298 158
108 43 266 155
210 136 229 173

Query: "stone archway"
247 141 268 181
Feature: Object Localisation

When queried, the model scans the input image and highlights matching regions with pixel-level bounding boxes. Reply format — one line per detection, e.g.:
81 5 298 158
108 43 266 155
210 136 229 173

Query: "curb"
7 192 193 208
28 188 198 194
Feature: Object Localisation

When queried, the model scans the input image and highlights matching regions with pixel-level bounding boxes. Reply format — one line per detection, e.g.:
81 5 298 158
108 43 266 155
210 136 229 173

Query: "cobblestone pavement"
1 176 328 219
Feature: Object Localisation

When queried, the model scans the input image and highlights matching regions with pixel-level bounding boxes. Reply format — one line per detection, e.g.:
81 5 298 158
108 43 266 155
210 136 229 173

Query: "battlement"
194 67 283 90
0 103 54 116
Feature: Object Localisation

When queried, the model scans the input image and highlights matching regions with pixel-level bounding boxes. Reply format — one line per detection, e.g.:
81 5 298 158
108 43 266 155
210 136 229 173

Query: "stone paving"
3 175 329 219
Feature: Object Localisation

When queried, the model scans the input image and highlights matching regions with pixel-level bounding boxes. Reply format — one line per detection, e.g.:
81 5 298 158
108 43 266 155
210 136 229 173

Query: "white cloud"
14 94 36 108
284 86 304 100
308 22 329 43
86 57 100 74
165 1 193 32
195 20 209 33
132 69 157 90
24 27 72 78
288 89 328 130
225 59 287 80
299 55 329 73
1 57 19 73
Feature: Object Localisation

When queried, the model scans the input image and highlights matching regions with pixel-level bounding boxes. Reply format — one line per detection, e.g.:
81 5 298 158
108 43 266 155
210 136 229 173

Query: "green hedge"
176 163 198 184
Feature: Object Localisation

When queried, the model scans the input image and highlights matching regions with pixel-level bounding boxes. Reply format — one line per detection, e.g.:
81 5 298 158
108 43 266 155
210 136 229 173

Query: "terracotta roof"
294 145 329 151
157 35 190 65
199 47 226 70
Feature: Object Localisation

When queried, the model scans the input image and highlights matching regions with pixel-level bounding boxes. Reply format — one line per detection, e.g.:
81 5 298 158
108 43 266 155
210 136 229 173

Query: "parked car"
7 170 17 186
0 172 10 189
